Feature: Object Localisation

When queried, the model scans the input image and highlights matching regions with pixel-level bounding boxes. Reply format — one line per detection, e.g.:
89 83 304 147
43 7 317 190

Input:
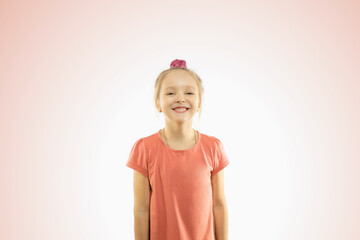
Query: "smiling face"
156 69 200 124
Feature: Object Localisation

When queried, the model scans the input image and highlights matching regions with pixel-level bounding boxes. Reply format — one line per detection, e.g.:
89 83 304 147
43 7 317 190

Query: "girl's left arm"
211 169 228 240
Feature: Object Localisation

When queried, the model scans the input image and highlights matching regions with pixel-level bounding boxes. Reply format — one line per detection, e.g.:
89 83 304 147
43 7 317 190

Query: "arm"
133 170 151 240
211 169 228 240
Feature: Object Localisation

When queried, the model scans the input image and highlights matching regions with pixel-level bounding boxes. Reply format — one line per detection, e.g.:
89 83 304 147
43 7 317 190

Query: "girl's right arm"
133 170 151 240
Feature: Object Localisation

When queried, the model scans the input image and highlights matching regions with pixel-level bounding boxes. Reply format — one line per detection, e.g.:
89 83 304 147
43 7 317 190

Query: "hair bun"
170 59 187 68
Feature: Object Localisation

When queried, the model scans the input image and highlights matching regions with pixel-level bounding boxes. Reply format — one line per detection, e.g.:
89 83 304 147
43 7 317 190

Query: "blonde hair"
154 67 204 120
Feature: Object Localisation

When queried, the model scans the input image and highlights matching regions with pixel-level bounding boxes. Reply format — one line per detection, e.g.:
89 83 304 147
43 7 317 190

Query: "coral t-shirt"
126 129 230 240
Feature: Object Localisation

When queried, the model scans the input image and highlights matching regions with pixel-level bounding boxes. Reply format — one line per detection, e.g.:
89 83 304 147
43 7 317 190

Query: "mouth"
173 107 189 113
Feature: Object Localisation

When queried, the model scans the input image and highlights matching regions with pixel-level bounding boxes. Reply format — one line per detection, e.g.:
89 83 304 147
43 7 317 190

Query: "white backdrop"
0 0 359 239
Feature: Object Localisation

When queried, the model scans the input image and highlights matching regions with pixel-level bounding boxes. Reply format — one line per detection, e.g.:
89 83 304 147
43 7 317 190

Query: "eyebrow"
164 86 196 90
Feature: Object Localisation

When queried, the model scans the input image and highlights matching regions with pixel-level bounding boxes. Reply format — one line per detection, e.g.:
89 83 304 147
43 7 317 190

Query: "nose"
176 93 186 103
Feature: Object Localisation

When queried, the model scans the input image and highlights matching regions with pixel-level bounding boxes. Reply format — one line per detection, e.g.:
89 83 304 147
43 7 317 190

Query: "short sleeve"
211 138 230 176
126 139 148 178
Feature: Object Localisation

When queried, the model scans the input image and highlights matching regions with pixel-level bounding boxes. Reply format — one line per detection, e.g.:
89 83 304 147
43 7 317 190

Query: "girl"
126 59 230 240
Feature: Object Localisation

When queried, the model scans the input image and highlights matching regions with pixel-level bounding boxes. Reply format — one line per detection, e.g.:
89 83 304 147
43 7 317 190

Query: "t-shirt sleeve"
126 138 149 178
211 138 230 176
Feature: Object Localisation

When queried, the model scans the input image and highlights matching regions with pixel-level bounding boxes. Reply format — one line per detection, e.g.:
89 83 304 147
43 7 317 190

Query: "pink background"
1 0 359 239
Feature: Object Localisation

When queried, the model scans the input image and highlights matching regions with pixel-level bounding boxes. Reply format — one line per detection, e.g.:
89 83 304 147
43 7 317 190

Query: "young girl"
126 59 230 240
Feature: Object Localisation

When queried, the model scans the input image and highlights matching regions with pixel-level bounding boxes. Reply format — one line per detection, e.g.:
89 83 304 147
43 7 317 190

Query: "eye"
166 92 193 95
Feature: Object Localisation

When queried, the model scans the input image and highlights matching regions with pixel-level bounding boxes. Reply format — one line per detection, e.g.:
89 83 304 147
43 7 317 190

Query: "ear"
155 99 161 112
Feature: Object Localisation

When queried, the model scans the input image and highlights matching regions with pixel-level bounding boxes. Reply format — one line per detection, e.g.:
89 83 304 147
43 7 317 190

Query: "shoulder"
200 132 223 146
199 132 226 157
131 131 159 149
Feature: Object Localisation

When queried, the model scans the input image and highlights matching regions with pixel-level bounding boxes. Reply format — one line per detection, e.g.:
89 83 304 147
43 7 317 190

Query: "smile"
173 108 189 113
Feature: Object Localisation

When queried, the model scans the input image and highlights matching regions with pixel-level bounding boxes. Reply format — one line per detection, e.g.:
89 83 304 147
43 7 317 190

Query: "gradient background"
1 0 359 239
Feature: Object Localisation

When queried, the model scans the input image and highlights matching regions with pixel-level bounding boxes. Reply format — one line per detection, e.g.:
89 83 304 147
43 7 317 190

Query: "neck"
163 121 195 142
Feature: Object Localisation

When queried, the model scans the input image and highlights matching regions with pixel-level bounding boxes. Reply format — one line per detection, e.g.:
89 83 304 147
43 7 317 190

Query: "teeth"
174 108 187 112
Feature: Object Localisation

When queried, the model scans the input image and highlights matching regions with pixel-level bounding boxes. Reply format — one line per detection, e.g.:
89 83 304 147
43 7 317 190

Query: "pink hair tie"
170 59 187 68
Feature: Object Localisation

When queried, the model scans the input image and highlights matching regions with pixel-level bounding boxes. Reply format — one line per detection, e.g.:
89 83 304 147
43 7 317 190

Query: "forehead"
162 70 197 90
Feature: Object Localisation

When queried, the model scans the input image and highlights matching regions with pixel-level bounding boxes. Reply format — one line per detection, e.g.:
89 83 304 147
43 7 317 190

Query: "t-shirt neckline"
157 129 201 152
